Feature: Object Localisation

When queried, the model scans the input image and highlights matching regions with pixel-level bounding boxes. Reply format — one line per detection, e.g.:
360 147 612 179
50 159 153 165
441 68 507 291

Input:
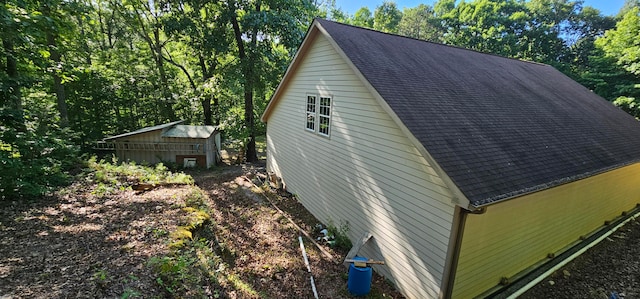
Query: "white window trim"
318 96 332 137
305 94 316 132
304 93 332 138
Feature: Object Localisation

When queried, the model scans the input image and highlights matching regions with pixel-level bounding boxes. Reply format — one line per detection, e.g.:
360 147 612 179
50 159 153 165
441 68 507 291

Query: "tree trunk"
199 55 213 125
243 87 257 161
230 5 258 162
153 28 175 121
202 98 213 126
3 37 21 112
96 2 107 51
46 31 69 128
213 96 220 126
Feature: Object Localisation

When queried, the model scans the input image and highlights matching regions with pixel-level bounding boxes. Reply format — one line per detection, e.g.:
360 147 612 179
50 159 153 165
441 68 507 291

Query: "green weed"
121 288 141 299
92 268 110 289
147 185 224 298
86 157 194 189
327 221 353 251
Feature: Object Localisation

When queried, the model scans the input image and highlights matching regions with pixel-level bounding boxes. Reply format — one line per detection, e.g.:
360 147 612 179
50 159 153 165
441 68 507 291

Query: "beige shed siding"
452 162 640 298
113 130 217 167
266 33 457 298
113 130 172 164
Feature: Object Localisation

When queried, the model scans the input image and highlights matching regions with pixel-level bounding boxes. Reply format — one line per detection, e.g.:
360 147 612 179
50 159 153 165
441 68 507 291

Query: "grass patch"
87 156 194 190
226 273 261 298
120 288 141 299
147 181 227 298
149 235 224 297
87 157 226 297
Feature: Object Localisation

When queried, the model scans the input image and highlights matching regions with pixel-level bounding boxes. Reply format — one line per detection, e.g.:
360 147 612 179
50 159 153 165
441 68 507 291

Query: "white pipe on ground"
310 276 319 299
299 236 319 299
507 210 640 298
299 236 311 272
243 176 335 261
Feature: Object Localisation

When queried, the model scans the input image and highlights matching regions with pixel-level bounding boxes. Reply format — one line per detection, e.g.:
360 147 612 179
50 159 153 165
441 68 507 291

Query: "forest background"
1 0 639 199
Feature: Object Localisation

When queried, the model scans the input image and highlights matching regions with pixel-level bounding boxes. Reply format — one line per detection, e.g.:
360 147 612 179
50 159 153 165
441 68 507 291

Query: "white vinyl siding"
266 33 456 298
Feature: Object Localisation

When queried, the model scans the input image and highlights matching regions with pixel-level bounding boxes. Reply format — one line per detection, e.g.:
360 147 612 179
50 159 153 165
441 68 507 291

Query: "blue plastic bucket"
347 256 372 296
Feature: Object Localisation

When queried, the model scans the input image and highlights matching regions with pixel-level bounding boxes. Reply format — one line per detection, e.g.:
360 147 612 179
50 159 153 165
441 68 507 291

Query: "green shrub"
0 108 81 200
86 157 194 188
327 221 353 251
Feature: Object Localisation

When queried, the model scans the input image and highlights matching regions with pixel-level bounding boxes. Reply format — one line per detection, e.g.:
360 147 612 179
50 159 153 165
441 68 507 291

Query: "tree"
163 0 232 125
352 7 374 28
597 7 640 76
329 5 350 23
434 0 455 17
594 7 640 117
115 0 177 122
1 1 23 113
564 6 615 68
40 0 72 127
374 1 402 33
618 0 640 18
226 0 315 162
438 0 531 57
1 0 82 199
524 0 580 63
397 4 442 41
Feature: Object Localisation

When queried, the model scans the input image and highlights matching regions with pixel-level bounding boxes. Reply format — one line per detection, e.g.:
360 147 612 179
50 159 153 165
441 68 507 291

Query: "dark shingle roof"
316 19 640 207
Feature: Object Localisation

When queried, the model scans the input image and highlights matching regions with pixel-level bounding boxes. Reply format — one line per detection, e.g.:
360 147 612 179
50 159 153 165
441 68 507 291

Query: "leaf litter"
0 163 403 298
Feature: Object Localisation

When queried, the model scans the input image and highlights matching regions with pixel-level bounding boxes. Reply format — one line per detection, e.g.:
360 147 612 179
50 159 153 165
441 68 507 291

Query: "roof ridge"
315 18 550 67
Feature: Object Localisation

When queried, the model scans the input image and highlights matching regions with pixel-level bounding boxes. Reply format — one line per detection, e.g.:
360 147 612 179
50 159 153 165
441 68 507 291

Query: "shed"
261 19 640 298
101 120 221 168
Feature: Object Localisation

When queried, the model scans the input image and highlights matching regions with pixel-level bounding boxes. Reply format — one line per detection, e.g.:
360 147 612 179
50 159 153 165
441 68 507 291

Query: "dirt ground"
0 182 190 298
191 165 402 298
0 162 403 298
5 144 638 298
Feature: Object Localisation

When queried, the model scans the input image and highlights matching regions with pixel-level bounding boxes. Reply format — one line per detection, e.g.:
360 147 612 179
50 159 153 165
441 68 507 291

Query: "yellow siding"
266 32 457 298
452 163 640 298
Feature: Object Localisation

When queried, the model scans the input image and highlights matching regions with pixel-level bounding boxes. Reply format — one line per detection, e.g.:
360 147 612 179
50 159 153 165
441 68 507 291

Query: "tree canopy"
1 0 639 199
329 0 638 108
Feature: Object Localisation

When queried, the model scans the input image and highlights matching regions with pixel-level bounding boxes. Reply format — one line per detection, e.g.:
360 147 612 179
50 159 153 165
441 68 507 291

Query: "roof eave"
469 160 640 209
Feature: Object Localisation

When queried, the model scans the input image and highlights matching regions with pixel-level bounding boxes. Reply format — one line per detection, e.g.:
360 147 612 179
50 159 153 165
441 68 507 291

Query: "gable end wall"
266 33 457 298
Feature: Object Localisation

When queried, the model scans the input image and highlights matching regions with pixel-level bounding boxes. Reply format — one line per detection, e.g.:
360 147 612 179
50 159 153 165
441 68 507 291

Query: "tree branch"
162 48 197 91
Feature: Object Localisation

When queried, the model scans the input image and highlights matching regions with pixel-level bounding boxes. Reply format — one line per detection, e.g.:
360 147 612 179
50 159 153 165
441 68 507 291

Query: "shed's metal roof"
162 125 218 139
104 120 185 140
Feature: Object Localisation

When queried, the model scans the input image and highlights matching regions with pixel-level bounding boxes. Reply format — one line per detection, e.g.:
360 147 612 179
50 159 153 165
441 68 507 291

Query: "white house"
261 19 640 298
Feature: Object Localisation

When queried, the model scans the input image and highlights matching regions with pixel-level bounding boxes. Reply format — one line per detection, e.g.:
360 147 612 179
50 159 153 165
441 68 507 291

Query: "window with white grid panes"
306 95 316 131
318 96 331 136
